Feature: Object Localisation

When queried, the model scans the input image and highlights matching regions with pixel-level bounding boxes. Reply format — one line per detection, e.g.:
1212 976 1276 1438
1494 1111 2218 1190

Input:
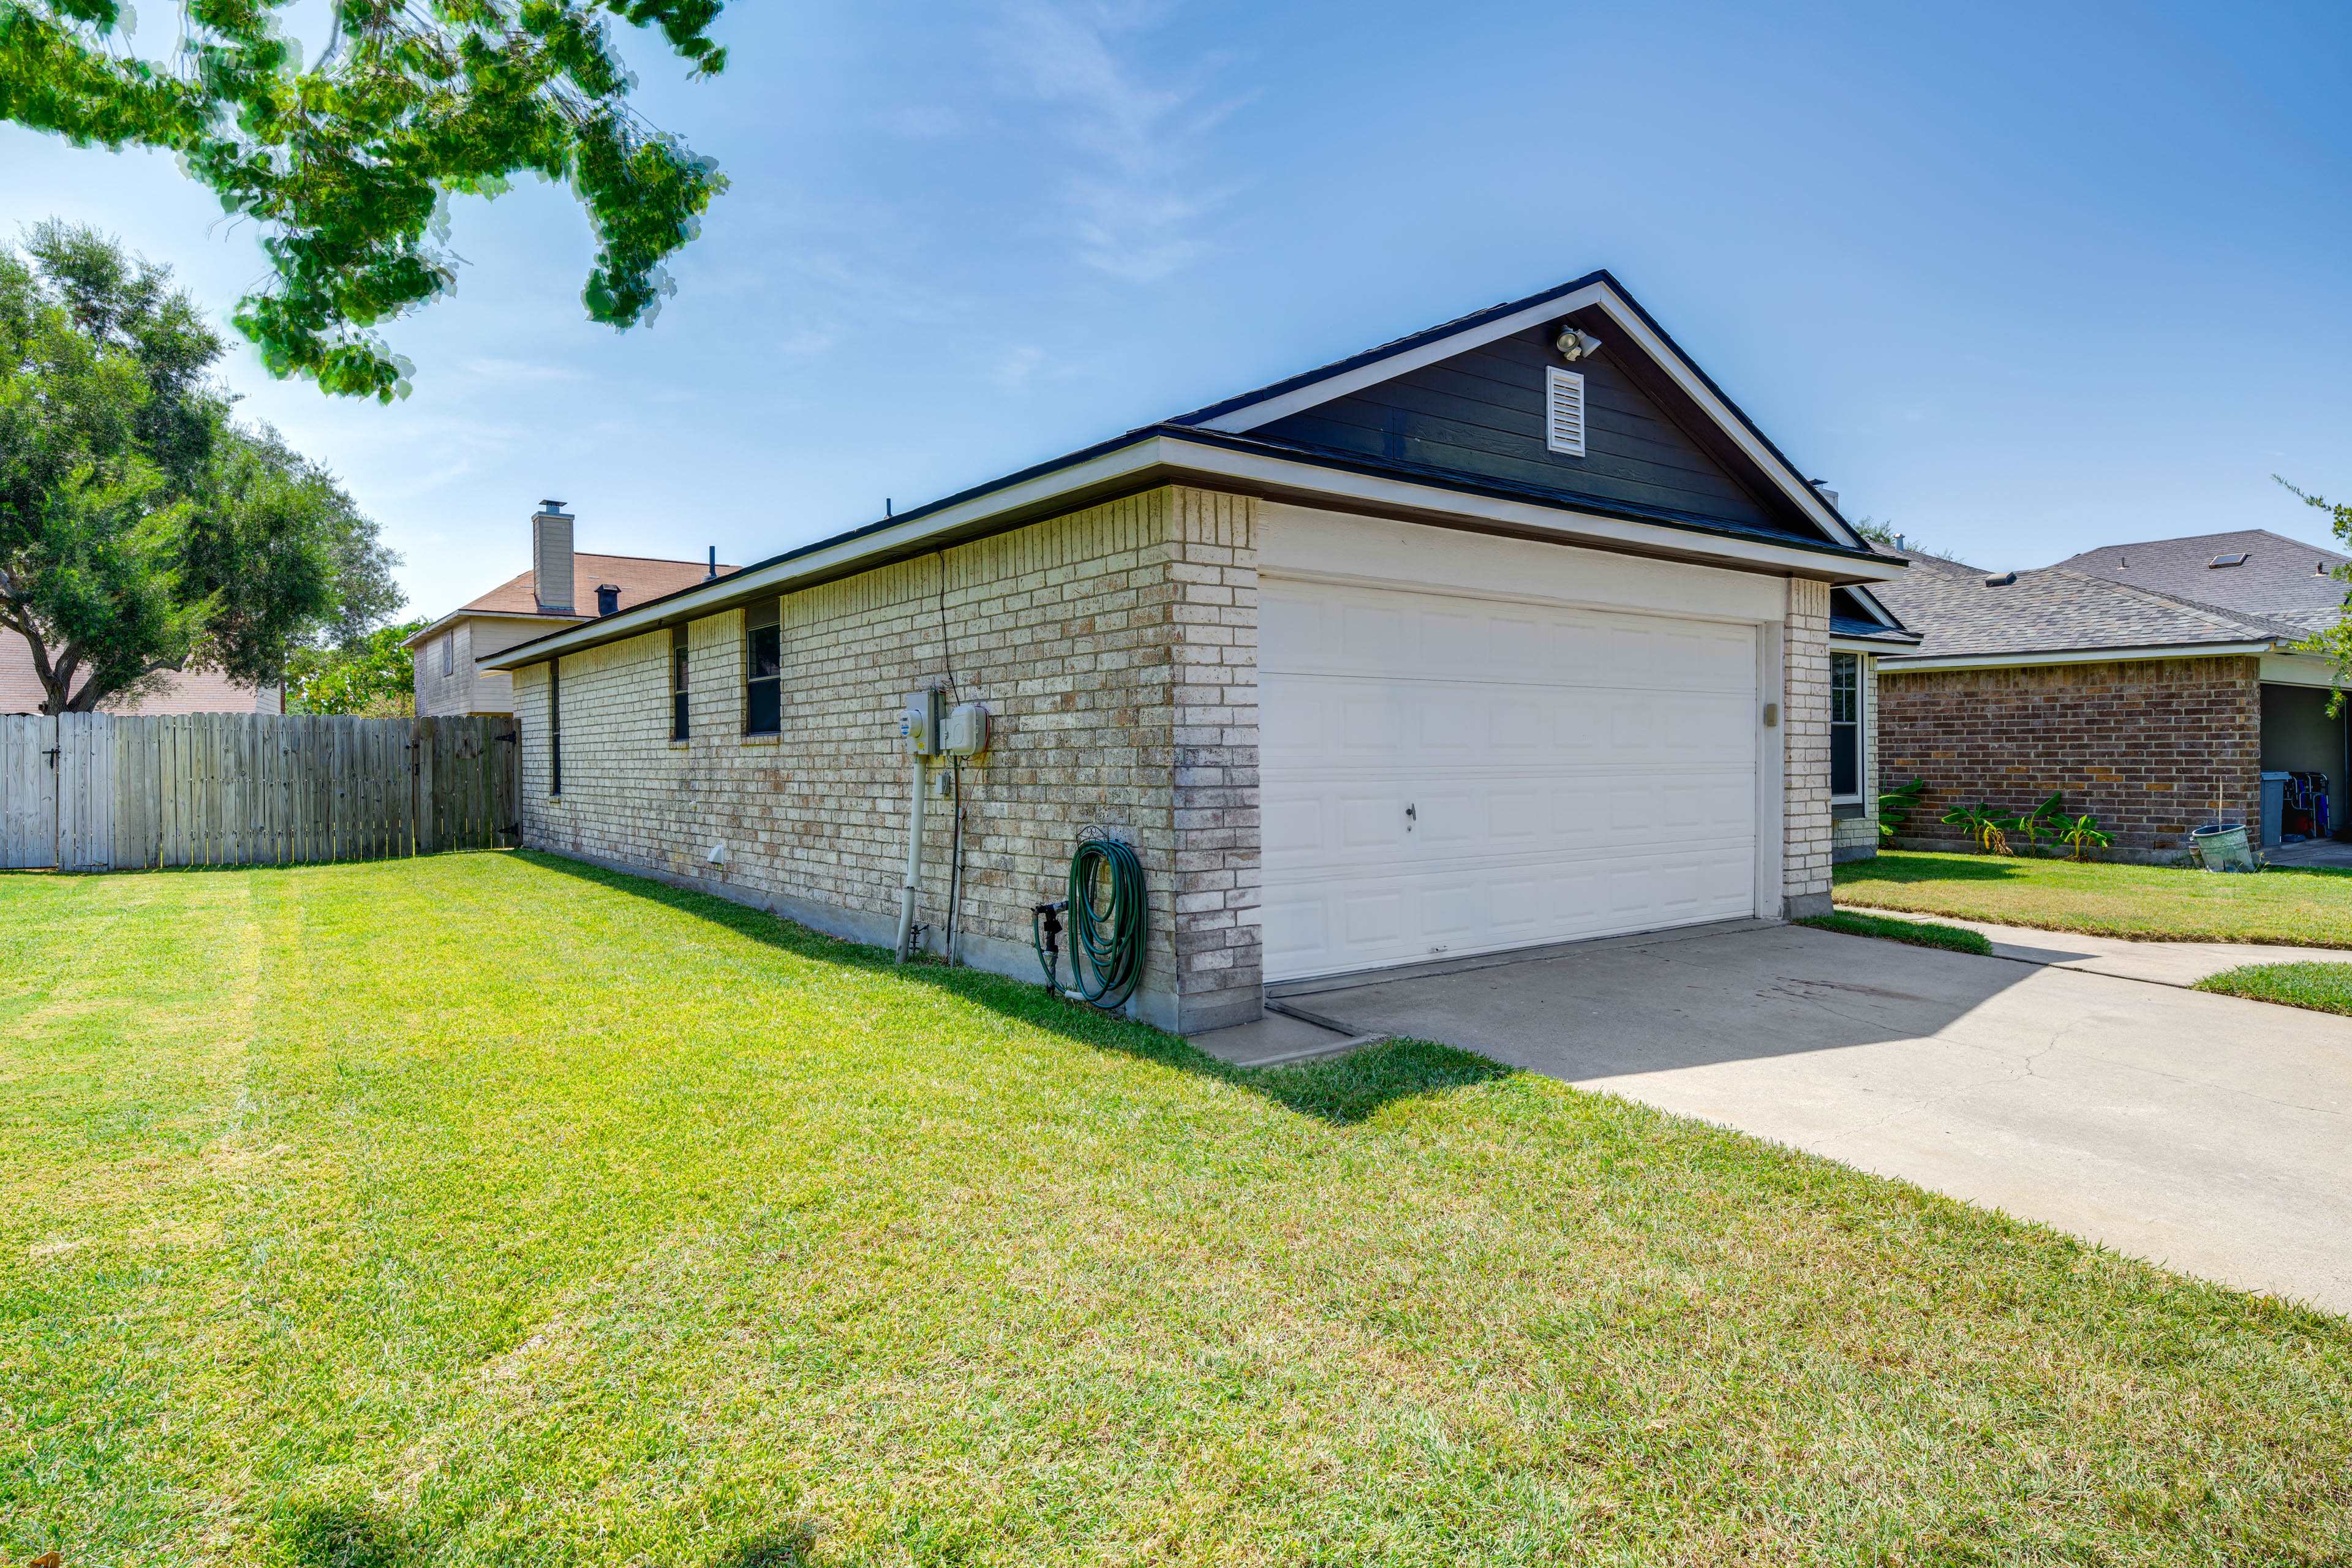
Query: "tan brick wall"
1878 655 2260 861
1831 651 1880 862
1783 578 1833 911
514 484 1262 1034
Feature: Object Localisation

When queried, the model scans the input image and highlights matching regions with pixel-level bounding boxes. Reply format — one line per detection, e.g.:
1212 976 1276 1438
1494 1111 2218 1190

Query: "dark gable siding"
1256 324 1805 536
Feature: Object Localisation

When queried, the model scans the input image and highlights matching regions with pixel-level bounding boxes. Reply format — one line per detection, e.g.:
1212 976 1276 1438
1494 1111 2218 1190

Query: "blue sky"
4 0 2349 619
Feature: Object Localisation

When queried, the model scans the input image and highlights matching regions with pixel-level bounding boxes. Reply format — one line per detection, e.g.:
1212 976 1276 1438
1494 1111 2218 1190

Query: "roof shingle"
454 552 736 619
2053 529 2350 623
1873 549 2305 661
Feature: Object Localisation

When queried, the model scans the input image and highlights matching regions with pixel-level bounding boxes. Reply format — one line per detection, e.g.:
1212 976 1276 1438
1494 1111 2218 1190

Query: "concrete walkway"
2268 838 2352 869
1207 921 2352 1314
1849 908 2352 987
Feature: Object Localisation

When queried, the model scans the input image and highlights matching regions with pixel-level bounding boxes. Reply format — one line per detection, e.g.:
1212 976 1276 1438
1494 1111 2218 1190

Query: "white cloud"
990 0 1248 283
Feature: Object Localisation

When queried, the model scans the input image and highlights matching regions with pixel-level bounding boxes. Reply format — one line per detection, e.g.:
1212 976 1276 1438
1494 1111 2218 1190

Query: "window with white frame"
440 632 454 677
1830 652 1861 800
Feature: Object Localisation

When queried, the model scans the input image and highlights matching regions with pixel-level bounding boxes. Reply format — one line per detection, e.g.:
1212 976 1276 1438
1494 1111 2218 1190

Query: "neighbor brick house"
407 503 729 716
482 271 1910 1033
0 631 281 716
1874 533 2348 862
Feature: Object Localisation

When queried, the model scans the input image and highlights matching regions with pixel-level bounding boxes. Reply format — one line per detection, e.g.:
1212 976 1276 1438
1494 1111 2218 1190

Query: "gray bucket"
2190 822 2256 873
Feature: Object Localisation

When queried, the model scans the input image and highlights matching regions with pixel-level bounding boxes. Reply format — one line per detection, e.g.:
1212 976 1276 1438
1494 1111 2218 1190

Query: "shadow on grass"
518 851 1513 1125
270 1494 404 1568
710 1527 819 1567
1834 851 2030 887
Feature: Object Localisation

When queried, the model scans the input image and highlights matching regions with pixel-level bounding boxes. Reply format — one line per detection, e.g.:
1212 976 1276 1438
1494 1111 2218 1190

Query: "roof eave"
401 607 586 648
1880 639 2282 673
481 431 1902 673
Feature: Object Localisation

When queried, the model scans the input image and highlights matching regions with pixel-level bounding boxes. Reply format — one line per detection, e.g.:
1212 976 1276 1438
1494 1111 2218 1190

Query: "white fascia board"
1196 284 1613 432
1196 280 1865 551
1838 582 1906 628
2259 652 2345 688
402 608 580 649
1830 635 1909 654
478 437 1172 671
1164 436 1904 582
481 432 1899 672
1882 641 2276 674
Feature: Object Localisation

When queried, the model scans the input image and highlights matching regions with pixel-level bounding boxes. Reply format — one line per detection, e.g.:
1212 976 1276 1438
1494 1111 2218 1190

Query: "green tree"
0 222 402 714
286 618 426 716
2283 478 2352 709
0 0 728 399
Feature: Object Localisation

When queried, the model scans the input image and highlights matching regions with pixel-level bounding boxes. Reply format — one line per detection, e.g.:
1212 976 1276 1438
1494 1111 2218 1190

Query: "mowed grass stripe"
2 851 2348 1566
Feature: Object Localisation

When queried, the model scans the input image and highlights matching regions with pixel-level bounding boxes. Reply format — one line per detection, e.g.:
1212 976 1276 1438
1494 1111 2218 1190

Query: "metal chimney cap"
537 499 570 514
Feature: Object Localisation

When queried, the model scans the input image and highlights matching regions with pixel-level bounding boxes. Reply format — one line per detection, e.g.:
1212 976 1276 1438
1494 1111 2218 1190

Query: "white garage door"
1260 577 1762 983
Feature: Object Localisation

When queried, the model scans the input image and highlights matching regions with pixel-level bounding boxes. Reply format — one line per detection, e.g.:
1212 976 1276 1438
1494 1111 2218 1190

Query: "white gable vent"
1545 367 1588 457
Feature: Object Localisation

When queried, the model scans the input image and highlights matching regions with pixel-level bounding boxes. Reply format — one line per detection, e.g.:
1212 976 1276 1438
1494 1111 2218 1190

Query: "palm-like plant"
2056 812 2113 861
1879 777 1926 842
2004 791 2067 851
1942 801 2013 855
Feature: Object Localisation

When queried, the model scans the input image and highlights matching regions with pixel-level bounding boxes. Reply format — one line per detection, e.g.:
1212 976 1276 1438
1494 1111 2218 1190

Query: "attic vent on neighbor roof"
1545 367 1588 458
1985 571 2018 587
2210 552 2249 568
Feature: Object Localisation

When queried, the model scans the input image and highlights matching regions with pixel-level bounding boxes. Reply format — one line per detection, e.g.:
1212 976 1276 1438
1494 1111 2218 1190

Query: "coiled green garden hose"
1033 834 1146 1009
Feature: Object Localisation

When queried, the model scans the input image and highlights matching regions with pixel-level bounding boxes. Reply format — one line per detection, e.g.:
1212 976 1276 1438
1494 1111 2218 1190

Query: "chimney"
532 501 575 614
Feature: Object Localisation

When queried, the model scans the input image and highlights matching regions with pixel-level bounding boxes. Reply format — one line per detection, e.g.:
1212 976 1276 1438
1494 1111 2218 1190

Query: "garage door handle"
1405 802 1416 830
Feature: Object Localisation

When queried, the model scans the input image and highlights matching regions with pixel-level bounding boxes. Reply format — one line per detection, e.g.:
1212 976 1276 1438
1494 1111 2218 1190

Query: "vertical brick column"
1783 578 1834 914
1165 488 1264 1033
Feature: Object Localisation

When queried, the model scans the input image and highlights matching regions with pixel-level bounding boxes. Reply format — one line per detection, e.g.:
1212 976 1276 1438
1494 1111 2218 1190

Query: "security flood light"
1554 323 1604 362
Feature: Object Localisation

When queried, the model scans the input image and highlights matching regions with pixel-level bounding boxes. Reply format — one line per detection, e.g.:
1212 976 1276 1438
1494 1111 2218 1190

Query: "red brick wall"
1877 655 2260 858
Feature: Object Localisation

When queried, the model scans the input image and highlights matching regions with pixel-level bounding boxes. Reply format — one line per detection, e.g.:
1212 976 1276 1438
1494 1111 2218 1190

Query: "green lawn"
1838 848 2352 946
2197 961 2352 1017
1796 910 1993 956
6 853 2351 1566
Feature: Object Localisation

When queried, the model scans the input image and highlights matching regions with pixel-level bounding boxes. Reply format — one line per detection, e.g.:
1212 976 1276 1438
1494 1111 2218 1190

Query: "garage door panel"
1263 577 1762 983
1265 676 1751 774
1264 840 1757 978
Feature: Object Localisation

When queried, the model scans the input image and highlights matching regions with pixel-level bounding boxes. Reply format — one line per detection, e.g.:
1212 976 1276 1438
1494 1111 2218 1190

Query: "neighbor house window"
440 632 454 677
671 625 691 741
744 599 782 735
1830 652 1861 800
548 660 563 797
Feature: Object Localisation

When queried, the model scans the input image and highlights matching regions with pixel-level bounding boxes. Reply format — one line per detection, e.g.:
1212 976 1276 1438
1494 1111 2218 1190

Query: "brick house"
481 272 1909 1033
1873 533 2350 862
406 505 730 717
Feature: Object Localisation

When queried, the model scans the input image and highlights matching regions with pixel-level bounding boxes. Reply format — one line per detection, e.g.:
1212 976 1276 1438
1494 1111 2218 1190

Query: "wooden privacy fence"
0 712 516 872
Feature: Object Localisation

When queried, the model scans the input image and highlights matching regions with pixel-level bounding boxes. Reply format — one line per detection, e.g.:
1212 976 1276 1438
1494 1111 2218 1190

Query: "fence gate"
0 715 58 870
56 714 116 872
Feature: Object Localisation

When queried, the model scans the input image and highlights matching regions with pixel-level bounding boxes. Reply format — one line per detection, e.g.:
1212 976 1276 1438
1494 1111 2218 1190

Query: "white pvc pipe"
893 750 926 962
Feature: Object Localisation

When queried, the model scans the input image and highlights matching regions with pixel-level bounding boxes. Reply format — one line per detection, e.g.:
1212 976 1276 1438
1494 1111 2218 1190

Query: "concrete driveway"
1263 922 2352 1314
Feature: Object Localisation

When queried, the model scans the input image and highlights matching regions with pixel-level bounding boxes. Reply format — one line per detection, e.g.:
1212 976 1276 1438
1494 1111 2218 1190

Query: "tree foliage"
2282 477 2352 710
0 222 402 714
0 0 728 399
285 616 424 715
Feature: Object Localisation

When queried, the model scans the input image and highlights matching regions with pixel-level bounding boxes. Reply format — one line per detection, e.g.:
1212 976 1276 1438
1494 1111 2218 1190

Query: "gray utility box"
2261 771 2291 846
